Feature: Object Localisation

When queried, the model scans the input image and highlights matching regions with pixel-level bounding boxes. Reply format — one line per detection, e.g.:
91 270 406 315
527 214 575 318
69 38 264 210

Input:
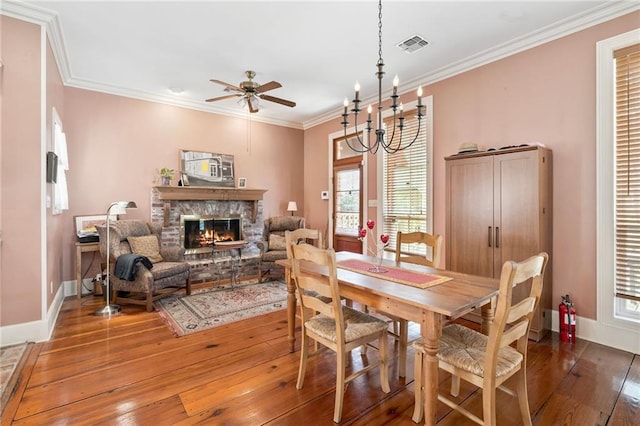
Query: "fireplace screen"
180 215 242 254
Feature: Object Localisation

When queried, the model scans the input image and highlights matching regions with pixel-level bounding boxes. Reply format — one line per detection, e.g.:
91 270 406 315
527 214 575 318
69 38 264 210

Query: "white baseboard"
0 282 65 346
64 278 94 297
550 309 639 354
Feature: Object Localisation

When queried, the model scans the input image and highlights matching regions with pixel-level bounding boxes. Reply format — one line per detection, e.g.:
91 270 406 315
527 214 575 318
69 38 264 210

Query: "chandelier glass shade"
341 0 425 154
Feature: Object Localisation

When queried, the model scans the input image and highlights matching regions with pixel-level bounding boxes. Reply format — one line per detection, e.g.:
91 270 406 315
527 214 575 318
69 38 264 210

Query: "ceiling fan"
206 70 296 113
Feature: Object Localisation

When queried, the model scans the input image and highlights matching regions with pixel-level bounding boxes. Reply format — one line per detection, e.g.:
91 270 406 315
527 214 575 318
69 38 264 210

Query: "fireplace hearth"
180 215 242 254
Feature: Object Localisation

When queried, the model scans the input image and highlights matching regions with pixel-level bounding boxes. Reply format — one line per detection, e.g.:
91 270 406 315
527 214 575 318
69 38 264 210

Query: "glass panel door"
333 164 362 253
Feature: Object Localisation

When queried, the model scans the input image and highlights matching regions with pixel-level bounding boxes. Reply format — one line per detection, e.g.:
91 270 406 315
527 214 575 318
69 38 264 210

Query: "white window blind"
615 43 640 302
382 109 428 255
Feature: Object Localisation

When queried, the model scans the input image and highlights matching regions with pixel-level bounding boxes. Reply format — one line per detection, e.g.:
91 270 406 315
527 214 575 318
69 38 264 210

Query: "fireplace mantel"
154 186 267 201
154 186 267 224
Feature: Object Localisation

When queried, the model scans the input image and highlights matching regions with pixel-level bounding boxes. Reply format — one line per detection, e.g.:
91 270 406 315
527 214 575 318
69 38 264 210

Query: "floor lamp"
95 200 137 316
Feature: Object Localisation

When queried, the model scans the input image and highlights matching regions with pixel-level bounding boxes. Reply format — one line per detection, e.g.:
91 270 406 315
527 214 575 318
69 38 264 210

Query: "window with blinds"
615 43 640 305
382 109 428 255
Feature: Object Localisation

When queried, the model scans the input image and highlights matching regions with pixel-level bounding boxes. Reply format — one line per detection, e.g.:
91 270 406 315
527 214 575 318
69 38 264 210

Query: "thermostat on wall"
321 191 329 200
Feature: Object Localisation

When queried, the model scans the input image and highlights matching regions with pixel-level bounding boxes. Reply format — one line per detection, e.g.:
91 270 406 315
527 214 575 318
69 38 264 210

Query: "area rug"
1 342 28 412
154 281 288 336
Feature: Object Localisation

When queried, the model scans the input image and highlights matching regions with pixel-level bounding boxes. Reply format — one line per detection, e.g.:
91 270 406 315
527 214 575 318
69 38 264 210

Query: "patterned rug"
1 342 28 412
154 281 288 336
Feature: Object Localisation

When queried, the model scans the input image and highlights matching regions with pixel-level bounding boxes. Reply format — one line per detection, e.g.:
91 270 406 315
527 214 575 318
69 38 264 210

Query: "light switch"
321 191 329 200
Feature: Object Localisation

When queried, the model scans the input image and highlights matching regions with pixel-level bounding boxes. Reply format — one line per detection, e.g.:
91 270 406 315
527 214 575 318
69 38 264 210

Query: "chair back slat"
500 319 530 348
395 232 442 268
507 296 537 324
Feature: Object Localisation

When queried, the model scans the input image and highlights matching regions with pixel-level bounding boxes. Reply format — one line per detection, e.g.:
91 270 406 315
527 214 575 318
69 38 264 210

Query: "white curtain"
52 122 69 214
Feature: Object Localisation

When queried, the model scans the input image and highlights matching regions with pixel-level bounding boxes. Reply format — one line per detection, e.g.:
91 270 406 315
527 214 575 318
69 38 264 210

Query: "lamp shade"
108 200 138 215
287 201 298 213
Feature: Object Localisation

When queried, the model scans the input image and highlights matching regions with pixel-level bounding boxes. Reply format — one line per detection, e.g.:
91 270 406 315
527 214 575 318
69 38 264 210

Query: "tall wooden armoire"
445 145 553 341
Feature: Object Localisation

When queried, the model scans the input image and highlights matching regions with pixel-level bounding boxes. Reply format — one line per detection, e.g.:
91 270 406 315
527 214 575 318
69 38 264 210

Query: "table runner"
337 259 452 289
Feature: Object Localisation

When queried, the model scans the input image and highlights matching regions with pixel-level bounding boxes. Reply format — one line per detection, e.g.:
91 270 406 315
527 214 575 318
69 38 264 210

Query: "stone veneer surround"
150 188 263 283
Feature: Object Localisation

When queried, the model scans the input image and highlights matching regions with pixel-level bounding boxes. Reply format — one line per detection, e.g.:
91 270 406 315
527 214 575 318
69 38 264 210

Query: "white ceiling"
4 1 639 129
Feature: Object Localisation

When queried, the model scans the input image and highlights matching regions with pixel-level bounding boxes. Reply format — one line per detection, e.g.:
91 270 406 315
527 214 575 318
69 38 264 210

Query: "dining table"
276 250 499 426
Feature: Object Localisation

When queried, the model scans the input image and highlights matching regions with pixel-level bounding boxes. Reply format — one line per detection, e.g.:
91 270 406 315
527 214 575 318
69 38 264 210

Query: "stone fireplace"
151 187 267 284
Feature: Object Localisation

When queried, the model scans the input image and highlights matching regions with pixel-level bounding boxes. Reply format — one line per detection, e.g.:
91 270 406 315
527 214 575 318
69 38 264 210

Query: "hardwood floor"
2 288 638 425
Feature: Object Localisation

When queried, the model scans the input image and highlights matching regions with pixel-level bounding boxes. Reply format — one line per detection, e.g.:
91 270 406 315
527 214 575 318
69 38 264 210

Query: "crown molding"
302 1 640 130
64 76 304 129
4 0 638 131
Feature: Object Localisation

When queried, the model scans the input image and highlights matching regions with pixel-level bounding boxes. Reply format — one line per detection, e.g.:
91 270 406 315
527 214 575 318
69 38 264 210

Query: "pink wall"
61 88 304 282
304 11 640 321
1 16 43 325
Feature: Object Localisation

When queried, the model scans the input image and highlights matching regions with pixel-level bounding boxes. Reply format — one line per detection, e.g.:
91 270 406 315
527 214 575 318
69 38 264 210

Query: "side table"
75 242 100 298
211 241 247 289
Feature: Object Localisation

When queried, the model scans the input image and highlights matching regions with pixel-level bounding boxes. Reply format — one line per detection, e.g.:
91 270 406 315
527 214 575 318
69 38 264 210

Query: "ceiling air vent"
396 35 429 53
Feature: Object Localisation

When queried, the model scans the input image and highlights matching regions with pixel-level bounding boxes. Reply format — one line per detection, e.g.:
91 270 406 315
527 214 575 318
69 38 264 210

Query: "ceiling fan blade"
260 94 296 108
209 79 242 92
248 97 259 113
205 94 241 102
257 81 282 93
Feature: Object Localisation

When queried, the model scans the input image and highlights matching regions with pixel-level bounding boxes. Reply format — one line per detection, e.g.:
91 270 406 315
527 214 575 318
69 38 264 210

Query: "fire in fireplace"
180 215 242 254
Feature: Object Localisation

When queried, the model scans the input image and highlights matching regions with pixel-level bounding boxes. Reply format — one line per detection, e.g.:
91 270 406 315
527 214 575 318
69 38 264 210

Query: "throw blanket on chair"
115 254 153 281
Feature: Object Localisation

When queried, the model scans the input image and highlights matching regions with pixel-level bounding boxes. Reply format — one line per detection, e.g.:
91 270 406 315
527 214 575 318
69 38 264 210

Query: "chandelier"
341 0 425 154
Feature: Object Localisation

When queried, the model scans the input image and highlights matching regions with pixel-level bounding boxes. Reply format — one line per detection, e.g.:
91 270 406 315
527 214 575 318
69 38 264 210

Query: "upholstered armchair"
256 216 305 281
96 220 191 312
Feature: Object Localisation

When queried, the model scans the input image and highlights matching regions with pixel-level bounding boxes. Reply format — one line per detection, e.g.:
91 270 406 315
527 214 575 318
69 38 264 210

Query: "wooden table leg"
481 296 497 335
285 268 296 353
76 244 82 299
420 310 442 426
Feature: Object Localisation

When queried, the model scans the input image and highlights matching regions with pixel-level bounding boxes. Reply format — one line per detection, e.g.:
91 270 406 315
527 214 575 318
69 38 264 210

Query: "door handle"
488 226 492 247
495 227 500 248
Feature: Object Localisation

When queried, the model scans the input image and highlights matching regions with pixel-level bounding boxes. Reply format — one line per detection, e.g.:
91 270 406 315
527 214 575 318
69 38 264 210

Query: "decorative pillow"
269 234 287 251
127 235 163 263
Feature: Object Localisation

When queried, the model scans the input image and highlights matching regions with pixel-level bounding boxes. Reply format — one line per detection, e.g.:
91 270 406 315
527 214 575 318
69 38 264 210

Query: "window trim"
377 96 434 254
596 28 640 330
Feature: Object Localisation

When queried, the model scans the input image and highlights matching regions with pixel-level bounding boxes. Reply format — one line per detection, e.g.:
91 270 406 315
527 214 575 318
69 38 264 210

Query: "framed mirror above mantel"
153 186 267 225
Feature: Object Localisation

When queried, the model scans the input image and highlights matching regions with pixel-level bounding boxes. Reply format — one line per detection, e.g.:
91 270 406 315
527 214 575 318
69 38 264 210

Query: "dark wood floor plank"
609 354 640 426
554 342 634 416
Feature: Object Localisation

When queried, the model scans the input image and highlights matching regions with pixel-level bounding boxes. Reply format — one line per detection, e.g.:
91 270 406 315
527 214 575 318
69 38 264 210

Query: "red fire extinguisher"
559 294 576 343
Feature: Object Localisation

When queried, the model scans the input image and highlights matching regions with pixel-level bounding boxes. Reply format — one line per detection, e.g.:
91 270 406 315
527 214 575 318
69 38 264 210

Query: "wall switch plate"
368 199 378 207
321 191 329 200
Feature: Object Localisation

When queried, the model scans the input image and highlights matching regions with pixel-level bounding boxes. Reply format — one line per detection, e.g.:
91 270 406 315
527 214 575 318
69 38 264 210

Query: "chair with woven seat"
412 252 549 425
290 243 390 423
370 231 442 378
96 220 191 312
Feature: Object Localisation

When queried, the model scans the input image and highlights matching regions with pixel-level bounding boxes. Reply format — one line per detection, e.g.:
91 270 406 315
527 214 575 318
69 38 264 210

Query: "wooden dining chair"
412 252 549 425
371 231 442 377
290 243 391 423
395 231 443 268
285 228 324 260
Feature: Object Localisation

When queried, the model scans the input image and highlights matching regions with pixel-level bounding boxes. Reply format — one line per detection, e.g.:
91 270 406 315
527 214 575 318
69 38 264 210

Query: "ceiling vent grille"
396 35 429 53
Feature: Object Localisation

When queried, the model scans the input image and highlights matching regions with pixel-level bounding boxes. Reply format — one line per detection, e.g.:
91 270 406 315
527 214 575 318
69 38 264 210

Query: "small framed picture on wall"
238 177 247 189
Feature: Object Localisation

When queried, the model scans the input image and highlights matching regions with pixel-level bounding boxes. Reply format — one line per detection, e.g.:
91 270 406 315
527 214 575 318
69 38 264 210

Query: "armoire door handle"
488 226 492 247
495 227 500 248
